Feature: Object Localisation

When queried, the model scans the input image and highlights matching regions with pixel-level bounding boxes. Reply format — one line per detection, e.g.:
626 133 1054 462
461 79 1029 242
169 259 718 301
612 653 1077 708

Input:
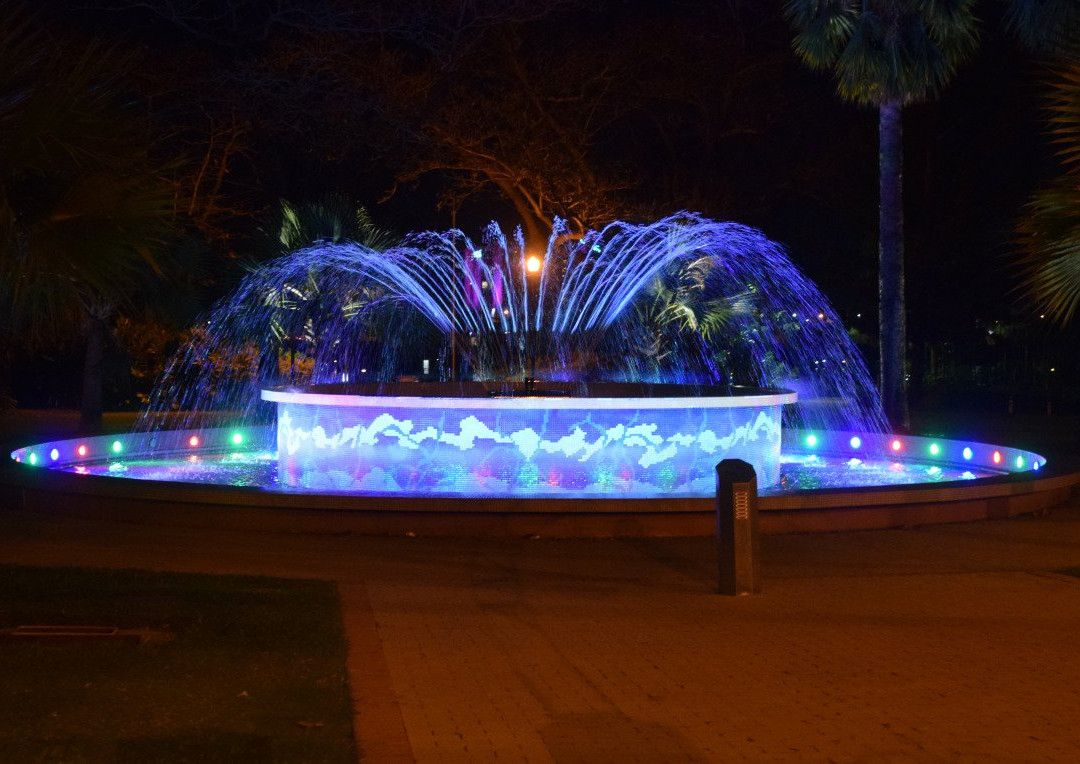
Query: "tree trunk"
80 314 108 433
878 99 909 430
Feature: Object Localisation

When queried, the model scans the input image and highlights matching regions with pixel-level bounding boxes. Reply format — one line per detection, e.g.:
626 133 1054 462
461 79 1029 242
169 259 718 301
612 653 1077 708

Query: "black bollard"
716 459 760 596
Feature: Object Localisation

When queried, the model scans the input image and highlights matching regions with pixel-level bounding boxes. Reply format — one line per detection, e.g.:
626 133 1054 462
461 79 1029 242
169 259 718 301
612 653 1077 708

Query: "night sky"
6 0 1073 407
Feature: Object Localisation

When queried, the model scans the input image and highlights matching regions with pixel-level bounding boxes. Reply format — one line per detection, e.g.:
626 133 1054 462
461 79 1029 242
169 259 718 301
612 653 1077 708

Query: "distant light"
992 450 1002 465
472 249 483 259
188 435 200 448
111 440 123 454
849 436 862 449
28 453 37 466
481 280 489 289
50 448 59 461
805 434 818 448
791 312 797 318
929 443 940 456
77 445 88 457
1050 367 1056 373
591 243 602 253
1040 314 1046 319
856 313 862 318
962 447 973 460
526 255 542 273
817 312 825 320
1015 455 1024 469
360 368 367 374
231 432 244 445
891 439 903 452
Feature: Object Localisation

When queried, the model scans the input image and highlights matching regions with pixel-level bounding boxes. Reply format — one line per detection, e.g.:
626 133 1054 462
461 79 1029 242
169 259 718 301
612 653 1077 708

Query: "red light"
891 439 903 452
188 435 200 447
76 445 88 457
992 451 1002 464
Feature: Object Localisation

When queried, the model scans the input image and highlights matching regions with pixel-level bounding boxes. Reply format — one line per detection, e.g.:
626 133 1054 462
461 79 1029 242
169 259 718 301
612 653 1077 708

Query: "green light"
111 440 123 454
1016 455 1024 468
805 434 818 448
231 432 244 445
28 453 37 465
929 443 940 456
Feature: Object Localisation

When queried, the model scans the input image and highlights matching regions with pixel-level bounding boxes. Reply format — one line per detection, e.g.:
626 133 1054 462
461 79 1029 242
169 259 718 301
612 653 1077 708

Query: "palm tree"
784 1 979 428
1011 0 1080 323
0 10 179 430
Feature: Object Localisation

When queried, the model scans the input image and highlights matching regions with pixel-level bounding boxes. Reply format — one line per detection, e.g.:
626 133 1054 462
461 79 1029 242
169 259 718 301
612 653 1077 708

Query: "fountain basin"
262 383 796 496
6 425 1074 537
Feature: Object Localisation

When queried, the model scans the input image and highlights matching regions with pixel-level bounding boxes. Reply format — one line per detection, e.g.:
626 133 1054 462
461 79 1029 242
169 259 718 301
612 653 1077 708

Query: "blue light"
590 243 602 253
805 434 818 448
1034 460 1041 471
50 448 59 461
849 436 861 449
962 447 973 460
471 249 483 259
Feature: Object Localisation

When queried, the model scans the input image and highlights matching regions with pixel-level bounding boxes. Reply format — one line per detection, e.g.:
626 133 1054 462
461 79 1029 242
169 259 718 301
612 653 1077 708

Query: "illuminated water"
43 449 1007 495
136 213 889 440
15 213 1049 500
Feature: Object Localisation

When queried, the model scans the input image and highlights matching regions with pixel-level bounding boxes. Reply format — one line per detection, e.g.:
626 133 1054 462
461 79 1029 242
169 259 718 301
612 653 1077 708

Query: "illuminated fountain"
6 213 1069 534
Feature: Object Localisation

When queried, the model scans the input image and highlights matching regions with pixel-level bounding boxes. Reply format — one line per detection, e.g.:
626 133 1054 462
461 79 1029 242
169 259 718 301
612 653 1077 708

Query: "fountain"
5 213 1073 535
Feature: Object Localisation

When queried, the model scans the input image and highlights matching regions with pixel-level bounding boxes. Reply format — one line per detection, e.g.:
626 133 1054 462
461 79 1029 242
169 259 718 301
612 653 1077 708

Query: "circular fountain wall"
262 382 797 496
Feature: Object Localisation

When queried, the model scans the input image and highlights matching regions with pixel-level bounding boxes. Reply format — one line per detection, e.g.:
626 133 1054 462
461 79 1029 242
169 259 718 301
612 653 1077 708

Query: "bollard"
716 459 761 596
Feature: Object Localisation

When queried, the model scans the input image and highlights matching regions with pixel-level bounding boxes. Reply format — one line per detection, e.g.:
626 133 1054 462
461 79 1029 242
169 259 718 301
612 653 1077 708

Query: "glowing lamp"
28 453 37 466
992 451 1002 465
526 255 542 273
849 436 861 449
77 445 88 457
929 443 940 456
50 448 59 461
1015 456 1024 469
1034 461 1041 471
188 435 200 448
890 439 903 452
962 447 973 460
805 434 818 448
231 432 244 445
111 440 123 454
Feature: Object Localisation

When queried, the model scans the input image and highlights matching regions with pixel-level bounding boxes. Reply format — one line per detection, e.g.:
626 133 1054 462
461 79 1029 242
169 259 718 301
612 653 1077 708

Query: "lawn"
0 565 355 762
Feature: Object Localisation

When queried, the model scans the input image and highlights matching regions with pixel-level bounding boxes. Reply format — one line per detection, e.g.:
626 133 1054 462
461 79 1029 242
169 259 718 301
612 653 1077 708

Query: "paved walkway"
2 498 1080 761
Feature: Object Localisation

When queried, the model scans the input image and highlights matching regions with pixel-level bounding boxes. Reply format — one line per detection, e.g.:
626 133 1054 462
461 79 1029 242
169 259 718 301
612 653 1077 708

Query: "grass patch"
0 564 355 762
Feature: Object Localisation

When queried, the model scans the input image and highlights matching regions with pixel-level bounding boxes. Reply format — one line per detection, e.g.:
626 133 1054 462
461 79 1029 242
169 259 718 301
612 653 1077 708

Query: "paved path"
2 499 1080 761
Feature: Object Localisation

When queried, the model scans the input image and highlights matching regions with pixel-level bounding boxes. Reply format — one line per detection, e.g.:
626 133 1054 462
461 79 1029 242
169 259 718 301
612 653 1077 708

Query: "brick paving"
2 500 1080 761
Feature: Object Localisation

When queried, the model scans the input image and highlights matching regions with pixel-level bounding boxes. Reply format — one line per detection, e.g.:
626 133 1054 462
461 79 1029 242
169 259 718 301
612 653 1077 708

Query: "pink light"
992 451 1002 465
188 435 200 447
76 445 88 457
891 439 903 452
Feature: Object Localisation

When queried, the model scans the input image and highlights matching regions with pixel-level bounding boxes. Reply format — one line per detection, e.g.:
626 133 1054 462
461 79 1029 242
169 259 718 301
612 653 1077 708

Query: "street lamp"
525 253 544 391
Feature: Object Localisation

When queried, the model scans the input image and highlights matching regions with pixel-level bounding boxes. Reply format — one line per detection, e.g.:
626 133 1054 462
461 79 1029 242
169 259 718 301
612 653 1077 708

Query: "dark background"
10 0 1075 413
